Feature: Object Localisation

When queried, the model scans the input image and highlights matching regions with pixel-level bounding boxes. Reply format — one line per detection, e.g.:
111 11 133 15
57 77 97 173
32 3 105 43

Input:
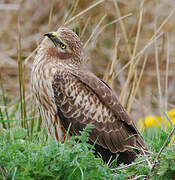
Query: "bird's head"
43 27 83 64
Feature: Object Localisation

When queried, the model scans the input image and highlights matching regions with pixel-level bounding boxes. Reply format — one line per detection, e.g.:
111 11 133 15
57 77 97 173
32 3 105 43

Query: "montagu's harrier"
31 27 148 165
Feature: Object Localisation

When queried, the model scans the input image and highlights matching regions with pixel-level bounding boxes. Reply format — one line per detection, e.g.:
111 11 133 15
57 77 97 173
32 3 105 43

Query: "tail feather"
88 133 149 166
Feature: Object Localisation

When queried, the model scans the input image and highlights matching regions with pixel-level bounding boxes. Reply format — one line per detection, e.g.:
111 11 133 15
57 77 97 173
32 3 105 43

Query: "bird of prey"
31 27 148 165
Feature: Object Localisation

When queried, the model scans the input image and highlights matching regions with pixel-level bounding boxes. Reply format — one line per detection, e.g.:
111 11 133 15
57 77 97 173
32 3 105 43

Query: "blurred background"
0 0 175 123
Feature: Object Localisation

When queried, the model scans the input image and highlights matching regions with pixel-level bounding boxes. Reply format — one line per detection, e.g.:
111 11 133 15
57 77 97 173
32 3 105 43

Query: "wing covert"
52 69 148 154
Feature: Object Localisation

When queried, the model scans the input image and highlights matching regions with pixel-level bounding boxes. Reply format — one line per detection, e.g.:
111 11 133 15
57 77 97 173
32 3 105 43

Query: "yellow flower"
167 109 175 126
138 115 160 131
144 115 161 128
137 109 175 145
138 109 175 131
167 108 175 117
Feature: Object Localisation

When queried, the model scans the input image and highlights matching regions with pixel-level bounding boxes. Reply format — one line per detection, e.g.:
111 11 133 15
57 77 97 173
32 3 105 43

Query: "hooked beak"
44 31 60 47
44 31 57 38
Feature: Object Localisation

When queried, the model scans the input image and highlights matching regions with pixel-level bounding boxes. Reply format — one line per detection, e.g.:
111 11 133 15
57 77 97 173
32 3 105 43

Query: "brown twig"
0 166 6 180
131 175 147 180
151 126 175 172
112 157 152 171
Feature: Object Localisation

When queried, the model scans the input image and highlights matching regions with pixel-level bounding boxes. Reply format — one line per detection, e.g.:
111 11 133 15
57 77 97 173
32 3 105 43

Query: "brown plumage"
31 27 148 165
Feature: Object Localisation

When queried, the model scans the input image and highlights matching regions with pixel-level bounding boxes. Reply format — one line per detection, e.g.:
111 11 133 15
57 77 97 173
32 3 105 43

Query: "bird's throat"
47 47 73 60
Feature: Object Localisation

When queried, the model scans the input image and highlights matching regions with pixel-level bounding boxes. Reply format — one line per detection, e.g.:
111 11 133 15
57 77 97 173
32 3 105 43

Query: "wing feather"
71 69 148 151
52 69 148 155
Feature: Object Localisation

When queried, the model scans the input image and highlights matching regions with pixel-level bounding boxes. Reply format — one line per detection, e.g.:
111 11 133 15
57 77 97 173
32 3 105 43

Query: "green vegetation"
0 111 175 180
0 125 123 180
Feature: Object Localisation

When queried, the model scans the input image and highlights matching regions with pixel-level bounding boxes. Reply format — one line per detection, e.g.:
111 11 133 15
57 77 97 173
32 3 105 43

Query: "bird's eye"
60 43 66 49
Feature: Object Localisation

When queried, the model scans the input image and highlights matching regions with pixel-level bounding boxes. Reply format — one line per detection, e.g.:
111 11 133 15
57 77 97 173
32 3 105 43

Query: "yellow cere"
52 32 57 37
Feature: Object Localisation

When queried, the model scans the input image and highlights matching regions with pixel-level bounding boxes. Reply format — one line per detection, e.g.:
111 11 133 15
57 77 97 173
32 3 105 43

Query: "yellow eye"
60 43 66 49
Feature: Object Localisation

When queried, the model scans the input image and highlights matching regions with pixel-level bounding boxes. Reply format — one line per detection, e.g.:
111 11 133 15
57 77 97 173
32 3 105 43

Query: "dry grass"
0 0 175 122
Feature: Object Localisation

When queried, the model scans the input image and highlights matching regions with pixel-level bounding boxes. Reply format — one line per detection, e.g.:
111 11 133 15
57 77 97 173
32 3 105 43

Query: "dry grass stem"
154 29 163 127
64 0 105 25
95 13 132 44
113 0 132 59
150 8 175 42
115 32 163 77
0 73 8 129
103 36 120 88
132 0 144 57
151 126 175 172
83 14 106 49
24 46 39 65
127 55 148 113
48 0 55 31
165 33 170 117
17 19 26 129
69 0 80 19
63 0 79 24
112 157 152 171
80 16 91 38
142 147 153 169
131 175 147 180
120 0 144 105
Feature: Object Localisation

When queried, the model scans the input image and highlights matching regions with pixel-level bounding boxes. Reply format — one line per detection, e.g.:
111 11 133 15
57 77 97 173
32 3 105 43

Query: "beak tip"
44 32 50 37
44 32 57 38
